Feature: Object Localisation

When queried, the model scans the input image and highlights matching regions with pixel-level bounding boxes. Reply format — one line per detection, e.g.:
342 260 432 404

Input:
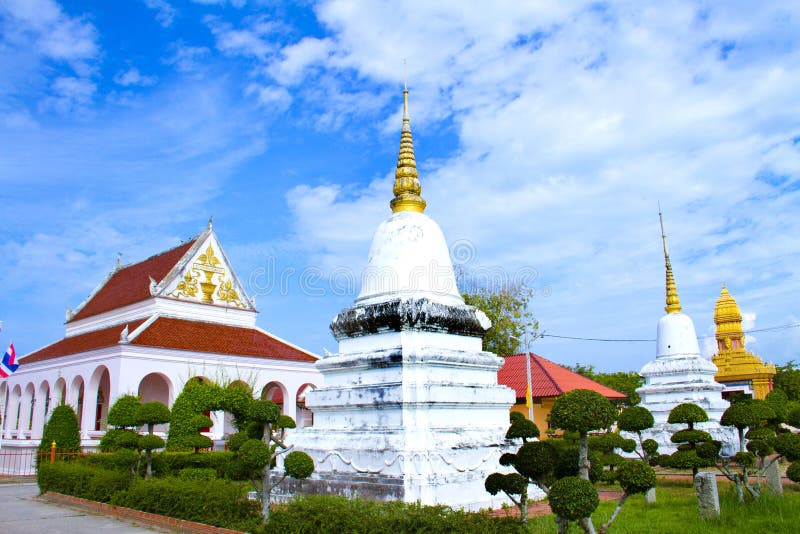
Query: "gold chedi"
389 85 426 214
711 285 775 399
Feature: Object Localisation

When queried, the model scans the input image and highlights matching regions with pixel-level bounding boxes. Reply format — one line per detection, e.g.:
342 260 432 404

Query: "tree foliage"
565 364 644 406
39 405 81 459
774 360 800 401
461 283 537 356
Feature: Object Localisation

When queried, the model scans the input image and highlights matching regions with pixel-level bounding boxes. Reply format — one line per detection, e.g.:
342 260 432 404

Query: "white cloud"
0 0 98 71
164 42 211 73
244 83 292 111
114 67 157 87
193 0 246 6
205 14 280 59
38 76 96 113
276 0 800 369
269 37 334 86
143 0 176 27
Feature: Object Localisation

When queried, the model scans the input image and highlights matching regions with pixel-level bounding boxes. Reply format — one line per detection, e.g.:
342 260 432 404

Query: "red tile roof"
70 240 197 322
22 317 316 364
23 319 147 363
499 353 626 400
131 317 316 362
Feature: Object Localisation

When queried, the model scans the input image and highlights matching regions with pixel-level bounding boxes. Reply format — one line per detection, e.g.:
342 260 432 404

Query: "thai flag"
0 343 18 378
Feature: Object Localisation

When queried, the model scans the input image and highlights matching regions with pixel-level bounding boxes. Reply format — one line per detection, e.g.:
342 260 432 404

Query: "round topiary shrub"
506 415 539 441
732 452 756 468
514 441 558 479
616 460 656 495
237 439 270 473
671 429 713 444
774 432 800 461
667 403 708 427
787 461 800 483
642 439 659 455
284 450 314 479
108 395 142 428
745 427 776 441
227 432 249 452
617 406 655 432
137 401 171 430
277 415 296 429
99 428 139 452
550 390 617 434
787 406 800 429
139 433 165 451
695 440 722 460
548 476 599 520
720 403 760 430
247 400 281 424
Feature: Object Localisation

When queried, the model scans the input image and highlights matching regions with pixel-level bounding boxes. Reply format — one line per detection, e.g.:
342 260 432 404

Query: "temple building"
287 86 515 510
499 353 626 437
0 221 320 455
711 285 775 400
635 213 733 452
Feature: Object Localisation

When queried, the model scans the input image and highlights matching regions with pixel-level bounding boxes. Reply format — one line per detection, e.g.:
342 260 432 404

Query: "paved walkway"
0 483 159 533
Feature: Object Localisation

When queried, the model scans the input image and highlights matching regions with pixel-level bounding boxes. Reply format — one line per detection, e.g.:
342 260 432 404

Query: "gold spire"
714 284 744 348
659 209 682 314
389 81 426 214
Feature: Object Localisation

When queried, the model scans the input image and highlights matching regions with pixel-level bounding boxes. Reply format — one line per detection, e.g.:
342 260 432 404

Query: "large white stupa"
285 87 515 510
635 213 733 451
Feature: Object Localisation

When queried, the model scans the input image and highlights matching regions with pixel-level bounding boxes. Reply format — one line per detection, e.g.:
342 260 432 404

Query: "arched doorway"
260 382 286 414
89 367 111 432
69 376 85 430
296 383 316 428
138 373 173 433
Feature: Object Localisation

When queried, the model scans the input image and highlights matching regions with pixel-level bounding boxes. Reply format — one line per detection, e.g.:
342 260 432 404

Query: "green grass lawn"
522 479 800 533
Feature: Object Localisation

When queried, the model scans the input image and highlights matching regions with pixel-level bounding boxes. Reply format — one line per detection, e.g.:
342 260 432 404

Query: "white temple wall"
2 345 319 447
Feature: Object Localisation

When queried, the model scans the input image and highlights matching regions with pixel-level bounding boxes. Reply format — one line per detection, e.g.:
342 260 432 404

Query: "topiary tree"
166 378 222 451
548 477 599 534
100 394 142 455
664 403 714 477
485 412 550 523
598 460 656 534
549 389 617 482
715 396 797 502
227 395 314 522
38 404 81 463
617 405 659 463
136 401 170 478
588 432 636 483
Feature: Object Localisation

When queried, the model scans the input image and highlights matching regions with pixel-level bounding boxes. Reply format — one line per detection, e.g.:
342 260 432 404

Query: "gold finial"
389 78 426 214
659 208 682 314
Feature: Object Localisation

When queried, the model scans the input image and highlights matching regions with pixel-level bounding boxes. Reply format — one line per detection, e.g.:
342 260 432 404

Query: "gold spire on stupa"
389 79 426 214
659 210 682 314
711 284 775 399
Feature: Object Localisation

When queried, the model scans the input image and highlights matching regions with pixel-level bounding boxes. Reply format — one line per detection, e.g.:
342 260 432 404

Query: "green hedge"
37 462 131 502
111 477 260 531
150 451 234 478
260 495 525 534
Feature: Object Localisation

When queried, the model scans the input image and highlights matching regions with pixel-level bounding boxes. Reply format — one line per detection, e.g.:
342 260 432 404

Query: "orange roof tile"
70 240 197 322
131 317 317 363
499 353 626 400
23 319 147 363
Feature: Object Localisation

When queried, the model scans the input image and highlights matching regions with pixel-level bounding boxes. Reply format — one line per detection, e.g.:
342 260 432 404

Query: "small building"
0 221 320 454
498 352 626 437
711 285 775 400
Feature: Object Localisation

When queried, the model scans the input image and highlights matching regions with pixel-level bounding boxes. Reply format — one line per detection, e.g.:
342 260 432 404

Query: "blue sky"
1 0 799 372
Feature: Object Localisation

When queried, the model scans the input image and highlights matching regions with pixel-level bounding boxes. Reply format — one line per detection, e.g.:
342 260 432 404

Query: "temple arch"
20 383 35 436
260 381 286 414
7 384 21 437
69 376 85 431
138 373 172 406
296 383 316 428
53 377 67 407
87 366 111 432
32 381 51 439
0 382 7 436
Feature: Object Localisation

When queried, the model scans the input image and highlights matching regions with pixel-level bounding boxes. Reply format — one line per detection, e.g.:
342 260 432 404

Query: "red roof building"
498 353 626 436
1 221 320 448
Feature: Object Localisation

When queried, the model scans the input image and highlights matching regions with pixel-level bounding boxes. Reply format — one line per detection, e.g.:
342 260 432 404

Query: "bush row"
77 450 234 478
38 462 132 502
110 477 261 532
260 495 525 534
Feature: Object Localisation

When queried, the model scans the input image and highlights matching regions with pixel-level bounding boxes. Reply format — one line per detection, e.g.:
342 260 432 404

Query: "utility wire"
541 321 800 343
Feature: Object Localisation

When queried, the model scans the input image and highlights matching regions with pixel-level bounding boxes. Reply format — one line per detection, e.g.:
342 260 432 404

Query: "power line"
541 321 800 343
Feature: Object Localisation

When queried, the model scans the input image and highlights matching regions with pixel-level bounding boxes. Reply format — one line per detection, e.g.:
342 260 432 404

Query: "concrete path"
0 483 158 533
